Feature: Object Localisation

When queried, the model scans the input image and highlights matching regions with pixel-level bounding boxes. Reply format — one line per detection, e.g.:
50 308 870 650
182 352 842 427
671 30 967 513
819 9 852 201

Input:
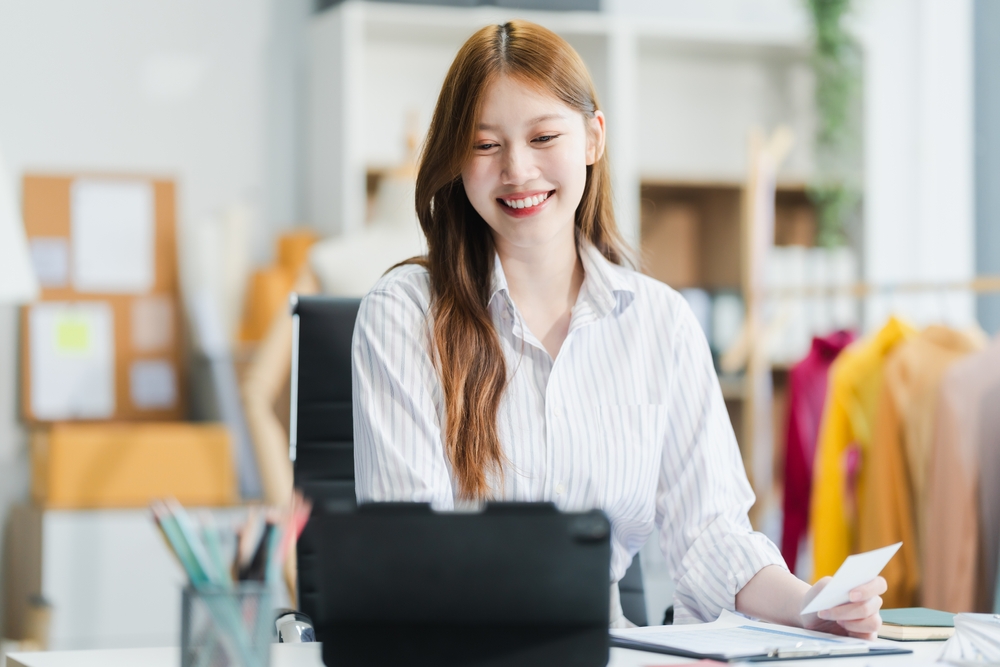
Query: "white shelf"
305 1 816 246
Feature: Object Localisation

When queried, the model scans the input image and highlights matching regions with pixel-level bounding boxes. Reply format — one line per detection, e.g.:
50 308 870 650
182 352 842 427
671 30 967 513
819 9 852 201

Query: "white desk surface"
6 640 945 667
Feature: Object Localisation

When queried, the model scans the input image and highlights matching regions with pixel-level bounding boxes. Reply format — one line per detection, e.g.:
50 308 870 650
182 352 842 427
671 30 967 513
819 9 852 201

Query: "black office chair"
289 294 648 626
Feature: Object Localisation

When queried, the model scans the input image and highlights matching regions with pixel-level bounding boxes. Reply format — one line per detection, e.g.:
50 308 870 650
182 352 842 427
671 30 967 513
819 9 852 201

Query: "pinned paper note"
30 302 115 419
130 359 177 409
56 316 91 351
29 237 69 288
802 542 902 615
131 296 174 352
71 179 154 293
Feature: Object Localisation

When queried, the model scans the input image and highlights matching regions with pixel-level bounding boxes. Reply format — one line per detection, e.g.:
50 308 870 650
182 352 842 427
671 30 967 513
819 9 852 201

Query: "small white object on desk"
802 542 902 615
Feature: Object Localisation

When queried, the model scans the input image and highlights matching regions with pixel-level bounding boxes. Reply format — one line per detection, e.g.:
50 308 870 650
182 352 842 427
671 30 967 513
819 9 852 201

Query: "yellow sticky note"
56 317 91 352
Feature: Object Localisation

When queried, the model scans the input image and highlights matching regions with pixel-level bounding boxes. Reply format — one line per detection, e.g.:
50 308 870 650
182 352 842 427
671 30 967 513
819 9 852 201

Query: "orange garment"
924 334 1000 612
810 317 915 582
858 327 984 608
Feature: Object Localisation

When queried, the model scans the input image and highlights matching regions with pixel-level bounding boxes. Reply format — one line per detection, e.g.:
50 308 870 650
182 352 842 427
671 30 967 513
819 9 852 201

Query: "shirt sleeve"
352 278 455 508
656 299 787 623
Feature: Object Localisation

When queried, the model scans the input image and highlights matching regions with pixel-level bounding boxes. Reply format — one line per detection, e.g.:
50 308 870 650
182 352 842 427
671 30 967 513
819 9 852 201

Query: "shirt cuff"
673 517 787 622
609 583 638 628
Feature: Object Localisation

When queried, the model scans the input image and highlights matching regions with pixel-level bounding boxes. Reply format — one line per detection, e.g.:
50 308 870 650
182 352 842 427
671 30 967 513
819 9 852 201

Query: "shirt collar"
576 240 635 320
488 241 635 320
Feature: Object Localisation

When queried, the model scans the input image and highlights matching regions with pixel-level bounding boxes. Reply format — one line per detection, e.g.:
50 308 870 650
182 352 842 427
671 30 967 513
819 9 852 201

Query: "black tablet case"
303 502 611 667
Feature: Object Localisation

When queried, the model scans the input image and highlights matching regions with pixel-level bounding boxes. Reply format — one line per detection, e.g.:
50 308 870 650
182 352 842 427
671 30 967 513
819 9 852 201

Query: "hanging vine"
806 0 863 247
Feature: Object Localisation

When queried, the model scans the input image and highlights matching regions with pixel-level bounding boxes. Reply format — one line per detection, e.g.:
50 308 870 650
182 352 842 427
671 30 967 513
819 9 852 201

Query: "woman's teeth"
502 191 550 209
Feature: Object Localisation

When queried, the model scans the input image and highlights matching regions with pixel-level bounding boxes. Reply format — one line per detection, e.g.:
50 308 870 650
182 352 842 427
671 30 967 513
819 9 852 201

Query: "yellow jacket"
810 317 915 581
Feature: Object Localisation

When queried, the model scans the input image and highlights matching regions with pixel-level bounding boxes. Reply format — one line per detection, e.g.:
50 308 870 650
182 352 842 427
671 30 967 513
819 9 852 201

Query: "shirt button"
555 482 566 496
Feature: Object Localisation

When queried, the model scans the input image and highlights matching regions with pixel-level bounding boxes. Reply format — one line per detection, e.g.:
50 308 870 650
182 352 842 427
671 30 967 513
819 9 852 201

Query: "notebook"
878 608 956 641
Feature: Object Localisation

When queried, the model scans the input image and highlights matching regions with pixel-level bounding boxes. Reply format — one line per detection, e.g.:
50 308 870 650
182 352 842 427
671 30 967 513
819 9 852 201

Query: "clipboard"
610 611 913 662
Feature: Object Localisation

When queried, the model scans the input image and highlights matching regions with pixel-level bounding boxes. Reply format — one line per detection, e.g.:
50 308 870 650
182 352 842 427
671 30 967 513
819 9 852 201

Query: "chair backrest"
289 295 361 505
290 295 362 615
289 294 647 626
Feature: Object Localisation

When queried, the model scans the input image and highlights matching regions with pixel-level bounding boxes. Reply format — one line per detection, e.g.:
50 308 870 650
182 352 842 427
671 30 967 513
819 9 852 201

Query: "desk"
6 641 945 667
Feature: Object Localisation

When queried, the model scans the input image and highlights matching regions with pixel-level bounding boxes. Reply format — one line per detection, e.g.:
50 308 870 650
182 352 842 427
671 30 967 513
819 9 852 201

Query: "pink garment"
781 330 856 573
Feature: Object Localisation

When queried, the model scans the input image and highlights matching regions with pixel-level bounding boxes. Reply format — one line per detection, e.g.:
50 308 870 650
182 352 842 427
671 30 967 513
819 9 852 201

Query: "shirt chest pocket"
589 405 667 514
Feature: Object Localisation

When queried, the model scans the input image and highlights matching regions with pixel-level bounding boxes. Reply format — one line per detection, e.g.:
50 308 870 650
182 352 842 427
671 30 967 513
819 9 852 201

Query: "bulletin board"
19 174 186 422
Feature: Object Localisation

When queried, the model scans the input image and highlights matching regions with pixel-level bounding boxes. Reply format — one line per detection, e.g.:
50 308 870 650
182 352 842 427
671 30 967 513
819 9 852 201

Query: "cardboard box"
641 202 701 288
31 423 238 509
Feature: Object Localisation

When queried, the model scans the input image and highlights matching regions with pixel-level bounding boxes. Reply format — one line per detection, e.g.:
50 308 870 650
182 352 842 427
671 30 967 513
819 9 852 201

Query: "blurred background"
1 0 998 656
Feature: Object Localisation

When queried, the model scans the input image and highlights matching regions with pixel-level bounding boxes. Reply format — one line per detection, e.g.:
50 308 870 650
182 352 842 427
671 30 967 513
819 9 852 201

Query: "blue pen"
200 513 232 587
165 500 217 586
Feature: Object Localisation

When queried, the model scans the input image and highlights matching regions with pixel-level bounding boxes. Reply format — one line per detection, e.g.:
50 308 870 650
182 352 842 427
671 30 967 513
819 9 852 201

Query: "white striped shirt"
352 241 786 624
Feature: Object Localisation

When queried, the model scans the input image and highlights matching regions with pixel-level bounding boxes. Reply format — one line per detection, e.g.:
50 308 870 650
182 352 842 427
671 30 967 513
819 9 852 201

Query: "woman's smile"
497 189 556 217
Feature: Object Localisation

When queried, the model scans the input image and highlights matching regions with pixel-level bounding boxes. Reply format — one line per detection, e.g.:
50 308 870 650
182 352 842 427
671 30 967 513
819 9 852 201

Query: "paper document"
802 542 902 615
30 237 69 287
131 296 174 351
941 613 1000 663
30 301 115 419
71 178 155 293
611 610 886 661
130 359 177 409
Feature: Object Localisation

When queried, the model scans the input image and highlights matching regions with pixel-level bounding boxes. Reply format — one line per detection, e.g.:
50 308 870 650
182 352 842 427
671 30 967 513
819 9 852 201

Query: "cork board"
20 174 185 422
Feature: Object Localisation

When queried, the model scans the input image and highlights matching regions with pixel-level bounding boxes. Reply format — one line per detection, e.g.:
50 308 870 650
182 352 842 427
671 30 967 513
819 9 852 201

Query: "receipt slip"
802 542 902 615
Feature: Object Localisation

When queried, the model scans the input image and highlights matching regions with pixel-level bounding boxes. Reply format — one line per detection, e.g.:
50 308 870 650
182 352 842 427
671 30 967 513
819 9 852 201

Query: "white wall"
0 1 269 256
857 0 976 329
0 0 273 634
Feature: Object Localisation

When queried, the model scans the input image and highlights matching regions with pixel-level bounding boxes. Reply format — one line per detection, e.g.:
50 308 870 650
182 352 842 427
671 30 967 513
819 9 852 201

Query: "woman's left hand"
800 576 887 640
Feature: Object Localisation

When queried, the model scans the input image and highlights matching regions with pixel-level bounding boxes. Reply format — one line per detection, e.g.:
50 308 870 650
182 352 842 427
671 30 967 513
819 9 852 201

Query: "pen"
199 512 232 587
773 642 825 658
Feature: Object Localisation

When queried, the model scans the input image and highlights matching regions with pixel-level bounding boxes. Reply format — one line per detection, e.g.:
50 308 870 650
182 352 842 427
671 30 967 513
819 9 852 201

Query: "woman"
352 20 885 635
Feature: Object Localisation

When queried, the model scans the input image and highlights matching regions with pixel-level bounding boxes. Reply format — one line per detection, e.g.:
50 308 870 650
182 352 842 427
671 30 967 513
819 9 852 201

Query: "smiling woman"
400 20 627 503
350 20 887 635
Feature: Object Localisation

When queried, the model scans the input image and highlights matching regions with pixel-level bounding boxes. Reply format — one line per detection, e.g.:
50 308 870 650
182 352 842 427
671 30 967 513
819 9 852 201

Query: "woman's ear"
585 111 606 166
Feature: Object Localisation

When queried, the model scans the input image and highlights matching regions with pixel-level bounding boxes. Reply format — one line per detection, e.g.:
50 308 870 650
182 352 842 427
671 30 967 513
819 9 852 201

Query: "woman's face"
462 75 605 255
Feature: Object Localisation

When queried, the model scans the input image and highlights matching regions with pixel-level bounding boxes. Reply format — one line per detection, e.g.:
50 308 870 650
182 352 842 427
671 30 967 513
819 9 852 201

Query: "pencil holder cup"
181 583 274 667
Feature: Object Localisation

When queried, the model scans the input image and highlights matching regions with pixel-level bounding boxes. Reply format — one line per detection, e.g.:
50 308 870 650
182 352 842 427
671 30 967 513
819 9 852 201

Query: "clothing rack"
762 276 1000 299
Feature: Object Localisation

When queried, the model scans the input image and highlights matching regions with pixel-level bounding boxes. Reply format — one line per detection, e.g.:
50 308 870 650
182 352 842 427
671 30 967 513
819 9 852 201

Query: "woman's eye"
475 143 498 151
533 134 559 144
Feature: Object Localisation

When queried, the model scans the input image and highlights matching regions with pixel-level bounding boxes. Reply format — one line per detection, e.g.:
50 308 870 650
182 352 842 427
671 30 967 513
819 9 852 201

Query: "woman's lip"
497 190 554 218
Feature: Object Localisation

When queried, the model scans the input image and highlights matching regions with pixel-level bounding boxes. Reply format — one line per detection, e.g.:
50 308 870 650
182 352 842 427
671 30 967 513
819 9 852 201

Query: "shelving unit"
305 0 816 245
639 181 821 498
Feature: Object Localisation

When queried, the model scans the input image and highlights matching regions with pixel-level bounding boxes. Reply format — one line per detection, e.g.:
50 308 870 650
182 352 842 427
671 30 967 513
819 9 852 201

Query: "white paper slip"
802 542 902 615
29 301 115 419
71 178 155 293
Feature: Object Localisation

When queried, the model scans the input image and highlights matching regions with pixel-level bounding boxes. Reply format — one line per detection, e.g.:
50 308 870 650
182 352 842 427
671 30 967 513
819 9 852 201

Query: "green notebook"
881 608 955 627
879 608 955 641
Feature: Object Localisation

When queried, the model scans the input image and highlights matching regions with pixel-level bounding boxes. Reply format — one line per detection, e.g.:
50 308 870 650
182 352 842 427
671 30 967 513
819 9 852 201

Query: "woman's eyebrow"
477 113 568 131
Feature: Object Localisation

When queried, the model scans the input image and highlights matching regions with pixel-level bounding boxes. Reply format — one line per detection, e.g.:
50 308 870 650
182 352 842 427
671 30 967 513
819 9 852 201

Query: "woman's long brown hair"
411 20 629 499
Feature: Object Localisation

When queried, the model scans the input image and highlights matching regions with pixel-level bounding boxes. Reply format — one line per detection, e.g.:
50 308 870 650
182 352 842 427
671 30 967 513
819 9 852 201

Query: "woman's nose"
501 144 537 185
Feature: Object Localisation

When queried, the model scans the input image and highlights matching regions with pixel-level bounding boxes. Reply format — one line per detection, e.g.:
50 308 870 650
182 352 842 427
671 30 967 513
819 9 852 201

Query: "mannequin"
309 140 426 295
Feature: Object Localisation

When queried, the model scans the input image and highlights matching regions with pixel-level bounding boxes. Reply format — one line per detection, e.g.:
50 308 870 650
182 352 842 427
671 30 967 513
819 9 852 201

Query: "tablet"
301 501 611 667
